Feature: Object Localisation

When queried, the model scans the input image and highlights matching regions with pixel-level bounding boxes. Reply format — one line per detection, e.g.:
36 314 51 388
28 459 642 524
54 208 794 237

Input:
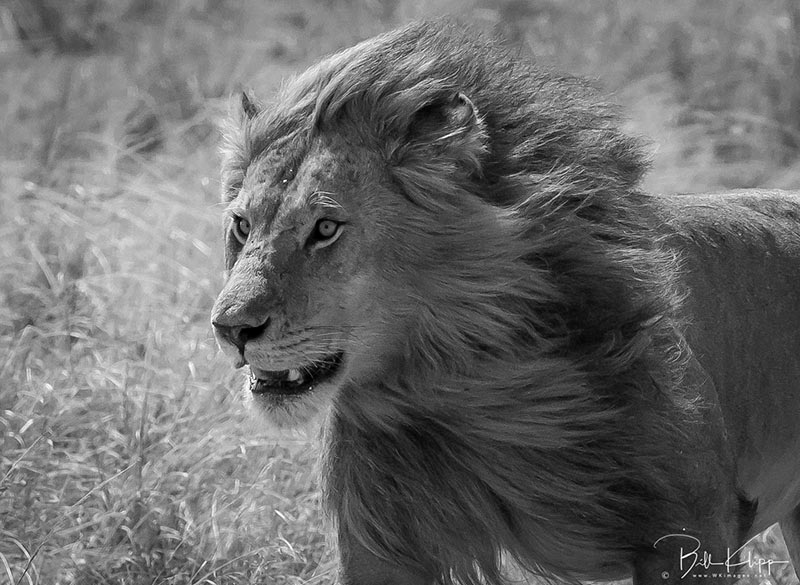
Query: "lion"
210 20 800 585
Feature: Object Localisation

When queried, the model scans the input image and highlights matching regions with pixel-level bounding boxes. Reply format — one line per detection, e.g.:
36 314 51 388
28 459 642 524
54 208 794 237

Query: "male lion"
211 20 800 585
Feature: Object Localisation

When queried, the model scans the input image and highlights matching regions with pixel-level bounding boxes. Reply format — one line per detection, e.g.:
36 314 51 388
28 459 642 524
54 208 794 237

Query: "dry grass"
1 1 799 583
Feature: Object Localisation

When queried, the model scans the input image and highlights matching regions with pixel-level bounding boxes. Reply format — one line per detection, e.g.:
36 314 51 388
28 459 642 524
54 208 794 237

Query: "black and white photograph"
1 1 800 584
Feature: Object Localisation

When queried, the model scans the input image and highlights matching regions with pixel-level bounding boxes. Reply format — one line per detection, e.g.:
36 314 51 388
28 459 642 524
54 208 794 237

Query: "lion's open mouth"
249 351 345 396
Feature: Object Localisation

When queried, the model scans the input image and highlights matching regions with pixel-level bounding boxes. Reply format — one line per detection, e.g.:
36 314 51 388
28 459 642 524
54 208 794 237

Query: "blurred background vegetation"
0 1 798 583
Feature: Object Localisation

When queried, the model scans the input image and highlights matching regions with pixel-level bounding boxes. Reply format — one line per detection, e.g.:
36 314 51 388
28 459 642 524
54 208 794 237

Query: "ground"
1 0 799 583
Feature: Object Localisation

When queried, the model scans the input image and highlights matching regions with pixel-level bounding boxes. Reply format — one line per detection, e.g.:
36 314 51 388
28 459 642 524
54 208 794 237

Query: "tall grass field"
1 1 799 583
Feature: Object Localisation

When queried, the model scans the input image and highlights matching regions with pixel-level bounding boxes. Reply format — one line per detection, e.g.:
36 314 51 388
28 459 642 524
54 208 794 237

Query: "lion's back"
659 190 800 252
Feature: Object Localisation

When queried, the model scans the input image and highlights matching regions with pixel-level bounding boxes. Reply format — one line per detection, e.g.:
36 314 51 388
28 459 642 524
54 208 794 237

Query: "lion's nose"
212 318 270 352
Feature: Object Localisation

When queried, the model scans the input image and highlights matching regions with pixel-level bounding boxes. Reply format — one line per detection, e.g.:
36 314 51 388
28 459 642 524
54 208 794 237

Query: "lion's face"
211 133 414 428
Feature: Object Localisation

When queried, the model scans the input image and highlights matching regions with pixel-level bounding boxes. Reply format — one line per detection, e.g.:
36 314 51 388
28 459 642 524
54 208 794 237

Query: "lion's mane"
228 21 709 585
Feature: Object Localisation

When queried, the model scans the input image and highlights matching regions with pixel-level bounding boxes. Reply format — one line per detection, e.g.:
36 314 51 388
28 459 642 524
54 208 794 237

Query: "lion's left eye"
307 218 342 248
232 216 251 245
316 219 338 239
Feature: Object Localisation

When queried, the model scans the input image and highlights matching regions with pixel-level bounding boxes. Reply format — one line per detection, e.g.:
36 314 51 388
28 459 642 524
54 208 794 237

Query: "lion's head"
211 21 656 430
212 21 699 583
211 111 404 428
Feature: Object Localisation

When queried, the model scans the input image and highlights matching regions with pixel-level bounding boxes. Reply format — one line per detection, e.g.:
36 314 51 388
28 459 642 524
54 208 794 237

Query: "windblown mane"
227 20 705 585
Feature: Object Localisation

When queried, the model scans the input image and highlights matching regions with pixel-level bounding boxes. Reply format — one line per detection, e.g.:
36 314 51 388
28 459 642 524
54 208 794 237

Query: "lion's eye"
316 219 338 239
308 218 342 248
232 216 251 245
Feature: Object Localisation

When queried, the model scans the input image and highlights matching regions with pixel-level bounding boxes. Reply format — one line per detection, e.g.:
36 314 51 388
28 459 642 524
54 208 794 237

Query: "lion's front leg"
338 527 434 585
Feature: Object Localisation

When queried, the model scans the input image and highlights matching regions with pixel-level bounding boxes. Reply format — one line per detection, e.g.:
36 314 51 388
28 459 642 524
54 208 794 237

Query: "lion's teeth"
287 369 301 382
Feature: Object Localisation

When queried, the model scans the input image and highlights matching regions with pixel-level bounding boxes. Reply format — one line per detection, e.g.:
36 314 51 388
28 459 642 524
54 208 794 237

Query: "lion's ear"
399 92 488 175
241 90 261 120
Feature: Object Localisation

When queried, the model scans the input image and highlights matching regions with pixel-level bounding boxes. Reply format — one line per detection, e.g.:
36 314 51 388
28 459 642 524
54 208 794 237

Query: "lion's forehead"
257 137 364 203
245 151 295 189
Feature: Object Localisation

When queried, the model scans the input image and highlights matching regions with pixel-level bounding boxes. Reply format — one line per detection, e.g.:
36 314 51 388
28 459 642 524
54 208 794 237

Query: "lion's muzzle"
211 279 348 406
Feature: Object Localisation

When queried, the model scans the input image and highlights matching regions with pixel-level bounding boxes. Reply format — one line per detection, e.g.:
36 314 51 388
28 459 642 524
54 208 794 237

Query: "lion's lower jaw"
241 375 337 429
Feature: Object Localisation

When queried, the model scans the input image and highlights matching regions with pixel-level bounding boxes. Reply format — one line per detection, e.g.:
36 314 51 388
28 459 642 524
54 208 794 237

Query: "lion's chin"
243 382 336 429
241 351 345 430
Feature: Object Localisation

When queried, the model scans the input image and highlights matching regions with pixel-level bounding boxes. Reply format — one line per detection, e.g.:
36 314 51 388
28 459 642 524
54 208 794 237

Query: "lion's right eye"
232 216 251 245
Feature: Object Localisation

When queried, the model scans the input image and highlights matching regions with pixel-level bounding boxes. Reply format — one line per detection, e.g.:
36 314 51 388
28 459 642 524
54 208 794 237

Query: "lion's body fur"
216 20 800 585
656 193 800 529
